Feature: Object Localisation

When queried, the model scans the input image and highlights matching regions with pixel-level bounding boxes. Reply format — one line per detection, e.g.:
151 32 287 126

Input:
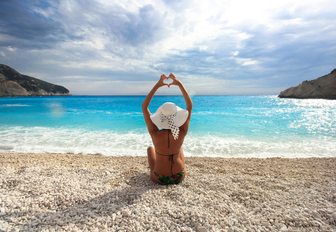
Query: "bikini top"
156 130 179 154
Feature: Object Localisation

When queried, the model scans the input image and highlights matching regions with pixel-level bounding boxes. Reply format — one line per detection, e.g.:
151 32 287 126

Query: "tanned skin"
142 73 192 183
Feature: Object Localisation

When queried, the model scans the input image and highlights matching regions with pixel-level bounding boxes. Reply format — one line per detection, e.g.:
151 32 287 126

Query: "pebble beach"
0 153 335 231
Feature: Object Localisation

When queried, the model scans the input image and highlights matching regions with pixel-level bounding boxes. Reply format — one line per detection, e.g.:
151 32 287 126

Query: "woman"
142 73 192 185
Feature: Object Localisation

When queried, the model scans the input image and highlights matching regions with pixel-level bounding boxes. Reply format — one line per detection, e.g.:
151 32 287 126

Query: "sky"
0 0 335 95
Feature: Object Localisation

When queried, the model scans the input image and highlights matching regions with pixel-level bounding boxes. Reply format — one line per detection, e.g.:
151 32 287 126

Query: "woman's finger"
169 73 176 79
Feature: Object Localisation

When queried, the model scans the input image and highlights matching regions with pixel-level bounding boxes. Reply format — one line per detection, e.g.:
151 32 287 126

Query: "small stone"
163 218 170 225
280 225 288 231
196 225 207 232
122 210 130 217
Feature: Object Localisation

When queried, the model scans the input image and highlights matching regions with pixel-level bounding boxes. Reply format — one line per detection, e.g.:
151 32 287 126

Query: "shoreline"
1 153 335 231
1 149 336 159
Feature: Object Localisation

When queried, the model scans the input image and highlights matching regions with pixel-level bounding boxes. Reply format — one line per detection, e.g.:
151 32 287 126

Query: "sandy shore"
0 153 335 231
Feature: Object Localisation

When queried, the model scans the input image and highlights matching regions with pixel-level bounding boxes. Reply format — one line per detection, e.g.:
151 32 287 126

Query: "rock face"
0 64 70 97
279 69 336 99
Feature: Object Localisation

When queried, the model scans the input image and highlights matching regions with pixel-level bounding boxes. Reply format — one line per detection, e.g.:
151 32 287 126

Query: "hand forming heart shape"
159 73 178 88
163 77 173 86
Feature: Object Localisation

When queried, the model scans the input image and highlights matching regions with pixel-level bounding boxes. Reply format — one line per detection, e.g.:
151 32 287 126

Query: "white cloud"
7 46 16 52
1 0 335 94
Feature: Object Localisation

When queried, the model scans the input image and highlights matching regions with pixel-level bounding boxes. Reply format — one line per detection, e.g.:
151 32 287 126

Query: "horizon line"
0 94 278 98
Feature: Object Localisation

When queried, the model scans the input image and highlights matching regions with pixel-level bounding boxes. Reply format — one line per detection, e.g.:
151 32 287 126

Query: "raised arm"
142 74 168 133
169 73 192 113
168 73 192 130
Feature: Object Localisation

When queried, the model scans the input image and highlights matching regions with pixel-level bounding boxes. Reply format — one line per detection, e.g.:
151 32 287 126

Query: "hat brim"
150 105 189 129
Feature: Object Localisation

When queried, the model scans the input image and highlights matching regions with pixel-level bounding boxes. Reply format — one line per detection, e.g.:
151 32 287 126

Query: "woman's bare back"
150 129 187 176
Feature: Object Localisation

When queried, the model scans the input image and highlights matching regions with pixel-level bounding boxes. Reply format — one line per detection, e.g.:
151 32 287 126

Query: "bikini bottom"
153 171 185 185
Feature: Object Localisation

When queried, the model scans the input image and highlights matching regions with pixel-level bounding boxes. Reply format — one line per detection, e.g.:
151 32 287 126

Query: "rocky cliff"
278 69 336 99
0 64 69 96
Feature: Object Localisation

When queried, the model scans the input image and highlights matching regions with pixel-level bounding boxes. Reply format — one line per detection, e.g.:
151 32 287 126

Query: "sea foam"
0 126 335 158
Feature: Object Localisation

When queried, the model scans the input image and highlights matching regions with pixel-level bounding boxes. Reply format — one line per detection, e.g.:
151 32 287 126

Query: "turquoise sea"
0 95 335 157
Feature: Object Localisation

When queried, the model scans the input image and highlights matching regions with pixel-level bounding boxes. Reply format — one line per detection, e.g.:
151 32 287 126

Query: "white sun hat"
150 102 189 139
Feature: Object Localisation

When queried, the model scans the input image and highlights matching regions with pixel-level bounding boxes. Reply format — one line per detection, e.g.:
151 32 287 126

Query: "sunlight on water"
48 102 65 118
286 99 336 136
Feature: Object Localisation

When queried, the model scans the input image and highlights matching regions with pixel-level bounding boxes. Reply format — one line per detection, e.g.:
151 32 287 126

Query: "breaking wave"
0 126 335 158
